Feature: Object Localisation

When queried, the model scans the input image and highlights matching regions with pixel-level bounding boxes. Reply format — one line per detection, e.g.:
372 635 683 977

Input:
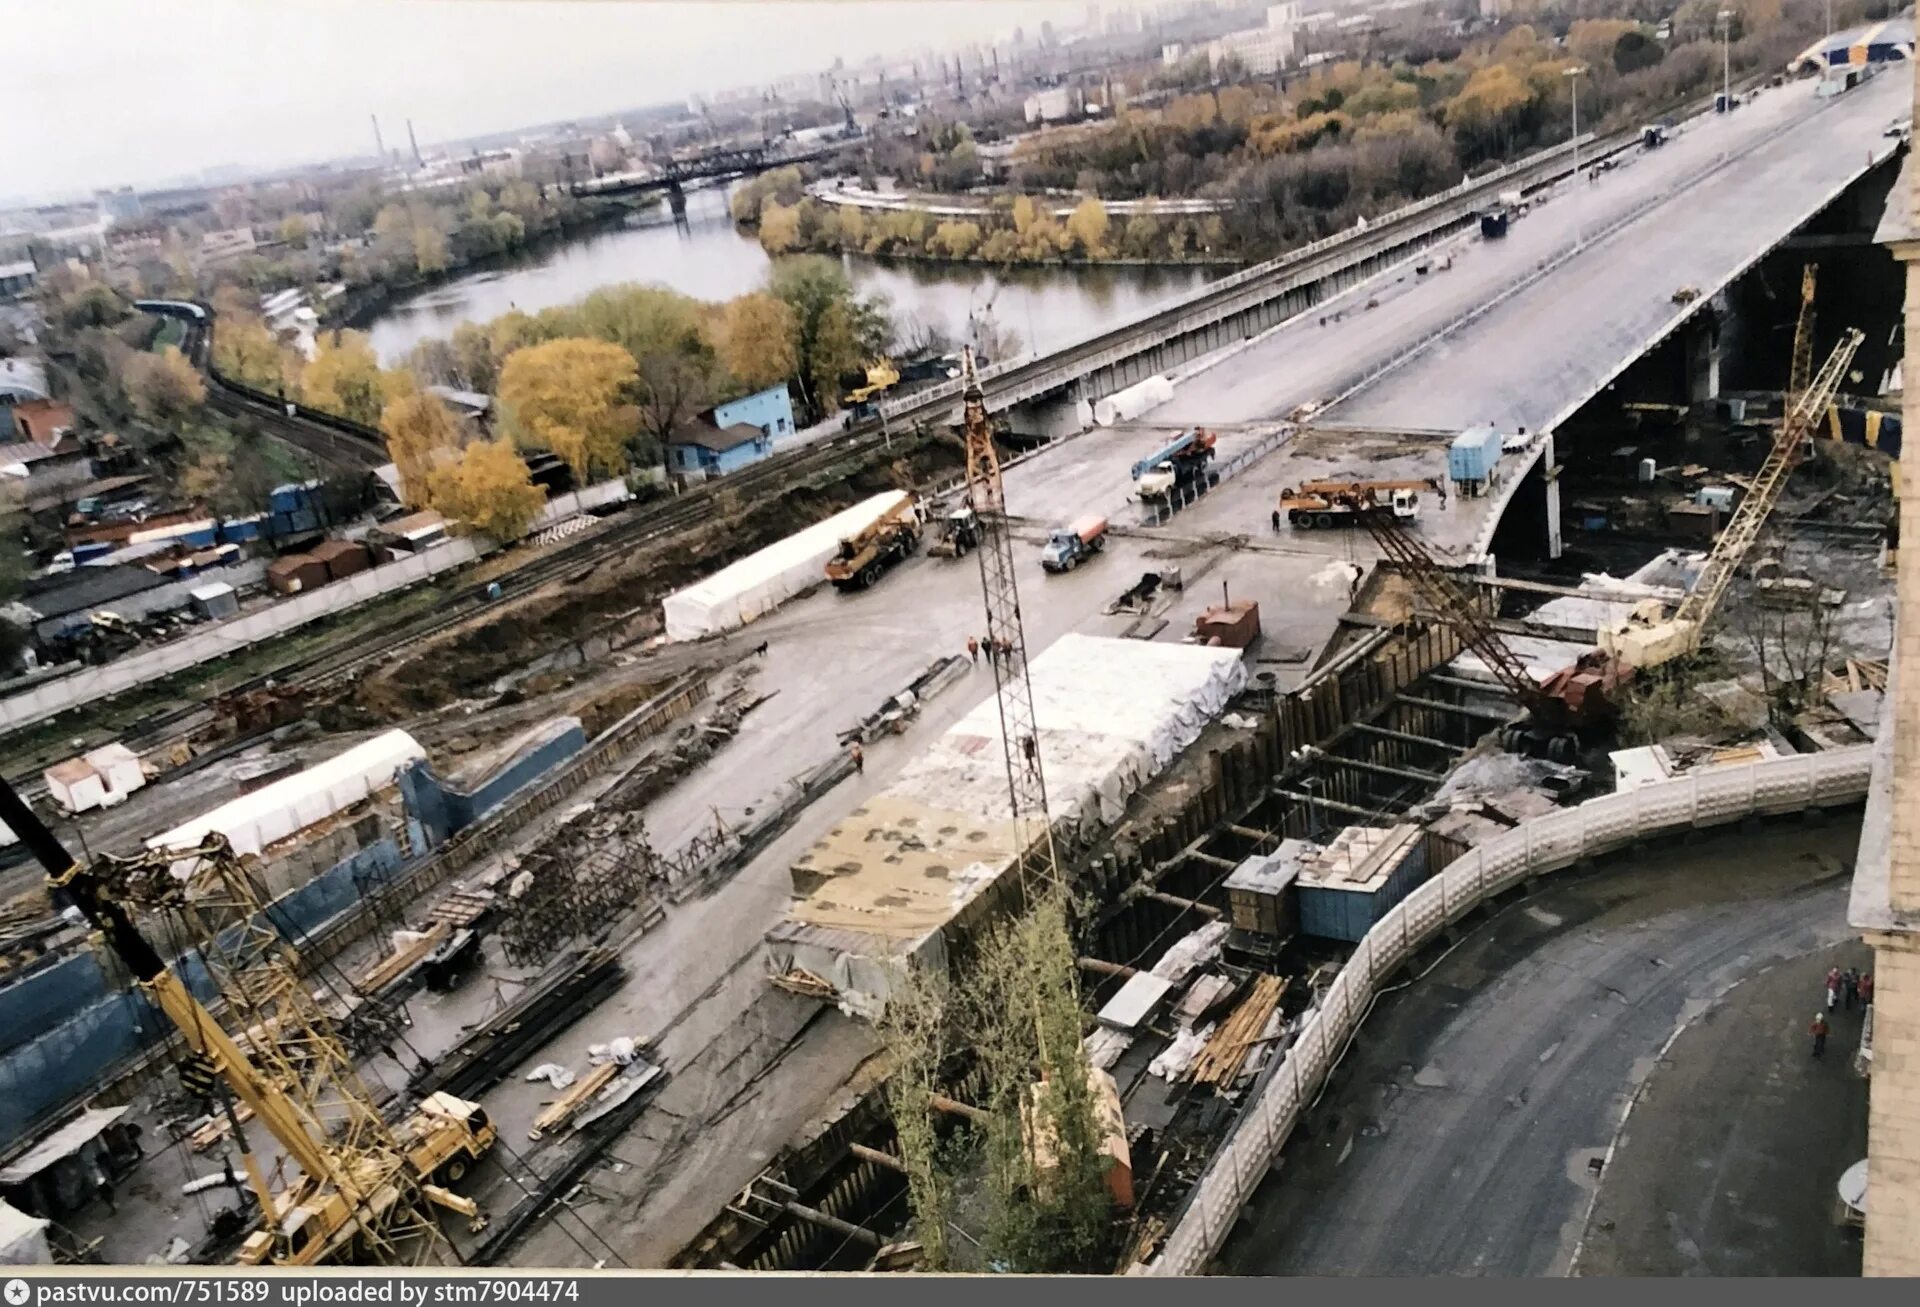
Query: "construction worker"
1020 733 1040 780
1810 1011 1830 1059
849 741 864 774
1826 966 1842 1010
966 635 979 664
1844 967 1860 1011
1861 972 1874 1009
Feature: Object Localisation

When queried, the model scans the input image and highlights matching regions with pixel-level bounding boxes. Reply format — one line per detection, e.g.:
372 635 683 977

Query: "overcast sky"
6 0 1146 202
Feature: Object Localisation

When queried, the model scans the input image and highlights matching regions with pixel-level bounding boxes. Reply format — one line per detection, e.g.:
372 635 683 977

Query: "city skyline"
3 0 1165 204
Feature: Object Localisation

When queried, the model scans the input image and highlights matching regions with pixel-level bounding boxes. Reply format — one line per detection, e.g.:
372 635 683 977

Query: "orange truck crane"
825 494 922 590
1278 478 1441 529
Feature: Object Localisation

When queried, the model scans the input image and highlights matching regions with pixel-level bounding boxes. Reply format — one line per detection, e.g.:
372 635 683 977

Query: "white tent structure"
662 490 914 642
149 729 425 858
767 633 1247 1017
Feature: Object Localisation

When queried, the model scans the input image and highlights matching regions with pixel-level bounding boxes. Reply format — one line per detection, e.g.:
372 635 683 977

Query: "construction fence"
1143 745 1872 1276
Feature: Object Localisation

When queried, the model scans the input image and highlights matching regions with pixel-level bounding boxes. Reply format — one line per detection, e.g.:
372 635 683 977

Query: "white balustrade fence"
1144 746 1872 1275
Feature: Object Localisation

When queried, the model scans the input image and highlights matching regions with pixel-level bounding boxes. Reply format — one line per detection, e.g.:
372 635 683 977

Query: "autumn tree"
433 437 545 539
930 219 983 259
212 309 298 393
379 390 466 507
497 337 639 479
1065 199 1110 259
769 257 888 417
711 292 798 393
301 330 388 426
758 201 802 254
123 345 206 423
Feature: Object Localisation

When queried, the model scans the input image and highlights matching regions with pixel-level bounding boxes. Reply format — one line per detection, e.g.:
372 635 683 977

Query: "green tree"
769 256 888 416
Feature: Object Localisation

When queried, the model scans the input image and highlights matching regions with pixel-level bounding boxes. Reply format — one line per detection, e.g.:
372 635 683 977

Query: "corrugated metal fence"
1143 745 1872 1275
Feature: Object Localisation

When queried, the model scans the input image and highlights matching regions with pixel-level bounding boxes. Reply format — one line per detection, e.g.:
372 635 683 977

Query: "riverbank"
329 202 644 335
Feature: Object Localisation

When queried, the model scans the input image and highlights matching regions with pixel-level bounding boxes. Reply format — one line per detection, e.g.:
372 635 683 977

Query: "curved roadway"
1220 817 1863 1277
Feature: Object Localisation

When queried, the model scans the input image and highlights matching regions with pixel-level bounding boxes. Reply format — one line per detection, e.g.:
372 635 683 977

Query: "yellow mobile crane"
1603 327 1866 667
0 781 493 1267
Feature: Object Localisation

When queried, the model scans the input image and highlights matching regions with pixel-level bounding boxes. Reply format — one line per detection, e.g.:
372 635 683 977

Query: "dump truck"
825 494 921 590
1041 515 1108 572
1131 428 1218 500
926 503 981 559
1279 479 1437 528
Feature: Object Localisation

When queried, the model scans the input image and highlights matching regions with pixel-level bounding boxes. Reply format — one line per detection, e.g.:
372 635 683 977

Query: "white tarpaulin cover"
1093 375 1175 427
888 633 1246 843
662 490 912 641
150 729 425 858
770 633 1245 1018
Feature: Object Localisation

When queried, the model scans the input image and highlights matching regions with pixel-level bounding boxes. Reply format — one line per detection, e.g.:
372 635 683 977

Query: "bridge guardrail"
881 130 1621 424
1142 744 1872 1276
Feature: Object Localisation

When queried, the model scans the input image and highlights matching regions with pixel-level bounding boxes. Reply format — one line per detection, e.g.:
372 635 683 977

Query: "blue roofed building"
666 383 794 480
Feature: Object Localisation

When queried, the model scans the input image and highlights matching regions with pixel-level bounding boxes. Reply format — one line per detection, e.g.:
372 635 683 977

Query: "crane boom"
1671 326 1864 642
959 348 1061 888
1788 264 1818 405
0 780 449 1266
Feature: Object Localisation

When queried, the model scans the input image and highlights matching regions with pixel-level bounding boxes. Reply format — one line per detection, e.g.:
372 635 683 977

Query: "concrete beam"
1395 693 1516 723
1350 721 1465 752
1318 754 1446 785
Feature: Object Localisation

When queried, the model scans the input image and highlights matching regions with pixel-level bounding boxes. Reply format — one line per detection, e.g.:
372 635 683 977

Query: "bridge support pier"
1538 430 1562 561
1687 318 1721 404
1010 393 1092 441
668 180 687 215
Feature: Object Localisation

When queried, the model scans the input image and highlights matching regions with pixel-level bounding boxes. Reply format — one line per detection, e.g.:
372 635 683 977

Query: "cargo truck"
1040 515 1108 572
1278 479 1437 528
1479 208 1510 238
1131 428 1218 500
825 495 921 590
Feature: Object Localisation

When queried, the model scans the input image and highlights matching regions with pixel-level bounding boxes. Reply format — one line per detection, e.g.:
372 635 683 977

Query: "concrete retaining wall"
1145 745 1872 1275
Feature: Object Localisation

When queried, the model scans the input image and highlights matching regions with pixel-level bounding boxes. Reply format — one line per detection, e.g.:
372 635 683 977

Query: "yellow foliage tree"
124 345 206 422
213 313 296 393
930 220 983 259
432 438 545 540
379 390 465 508
414 225 450 274
301 330 387 426
497 337 639 480
759 201 802 254
1065 199 1109 259
712 292 798 393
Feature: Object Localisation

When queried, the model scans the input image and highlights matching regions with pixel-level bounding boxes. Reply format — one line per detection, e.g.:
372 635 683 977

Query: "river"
358 187 1225 366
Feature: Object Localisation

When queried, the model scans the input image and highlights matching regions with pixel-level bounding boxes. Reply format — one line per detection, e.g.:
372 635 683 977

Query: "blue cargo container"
71 541 114 564
268 480 323 515
1448 424 1503 484
1294 823 1430 943
219 514 263 543
266 507 320 539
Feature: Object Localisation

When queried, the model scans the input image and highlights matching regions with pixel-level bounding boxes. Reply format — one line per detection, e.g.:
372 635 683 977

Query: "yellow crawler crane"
0 781 491 1266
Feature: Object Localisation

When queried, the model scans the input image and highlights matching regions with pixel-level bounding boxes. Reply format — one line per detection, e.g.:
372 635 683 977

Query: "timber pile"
188 1102 254 1152
356 924 448 995
528 1063 617 1140
1186 975 1286 1090
1827 658 1889 696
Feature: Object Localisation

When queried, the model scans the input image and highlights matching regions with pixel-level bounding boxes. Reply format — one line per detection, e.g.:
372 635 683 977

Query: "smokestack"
407 118 422 167
371 114 386 162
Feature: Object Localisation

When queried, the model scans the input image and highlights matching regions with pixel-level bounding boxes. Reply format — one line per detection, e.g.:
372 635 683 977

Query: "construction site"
0 72 1910 1276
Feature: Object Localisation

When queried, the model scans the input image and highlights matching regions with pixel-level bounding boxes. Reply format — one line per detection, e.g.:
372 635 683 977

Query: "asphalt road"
1153 72 1906 432
1220 817 1863 1277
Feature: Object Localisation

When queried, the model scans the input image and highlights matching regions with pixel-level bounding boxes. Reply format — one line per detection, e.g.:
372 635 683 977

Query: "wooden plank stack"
1187 975 1287 1090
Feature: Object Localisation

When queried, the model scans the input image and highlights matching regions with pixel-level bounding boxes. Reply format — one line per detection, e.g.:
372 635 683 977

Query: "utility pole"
1566 65 1586 249
1719 9 1734 109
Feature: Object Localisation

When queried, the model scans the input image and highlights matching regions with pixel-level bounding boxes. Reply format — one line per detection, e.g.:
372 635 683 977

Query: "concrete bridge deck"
1156 70 1906 434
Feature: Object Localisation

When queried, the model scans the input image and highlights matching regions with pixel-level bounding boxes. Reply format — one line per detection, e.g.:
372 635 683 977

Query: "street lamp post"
1718 10 1734 110
1566 65 1586 248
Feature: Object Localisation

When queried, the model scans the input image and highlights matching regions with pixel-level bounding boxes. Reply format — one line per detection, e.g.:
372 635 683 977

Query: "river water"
358 187 1224 366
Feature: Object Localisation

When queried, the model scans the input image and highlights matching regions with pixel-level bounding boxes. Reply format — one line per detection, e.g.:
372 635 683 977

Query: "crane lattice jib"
959 348 1062 893
99 837 448 1265
1672 327 1864 639
1362 505 1542 707
1788 264 1818 405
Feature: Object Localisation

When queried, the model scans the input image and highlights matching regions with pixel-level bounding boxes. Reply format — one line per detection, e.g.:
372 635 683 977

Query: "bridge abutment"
1687 318 1722 404
1010 393 1092 440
